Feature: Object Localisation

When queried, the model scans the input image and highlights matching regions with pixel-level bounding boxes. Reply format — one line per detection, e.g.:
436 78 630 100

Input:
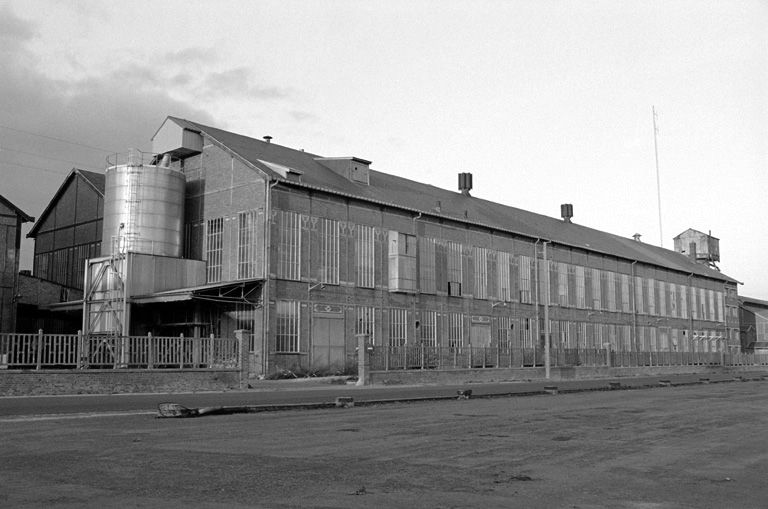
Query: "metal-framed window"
356 225 375 288
496 316 512 349
275 300 300 353
237 210 259 279
519 255 532 303
498 251 511 302
319 218 339 284
574 266 585 308
634 276 645 314
356 306 376 345
277 210 301 280
588 268 600 309
206 217 224 283
679 284 688 318
657 280 667 317
474 246 488 299
447 242 463 297
419 237 436 294
646 278 656 315
388 231 417 292
420 310 437 347
557 262 569 306
389 308 408 346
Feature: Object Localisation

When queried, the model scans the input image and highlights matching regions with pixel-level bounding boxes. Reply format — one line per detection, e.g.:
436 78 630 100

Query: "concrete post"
36 329 43 370
604 342 612 368
234 329 250 388
356 333 371 386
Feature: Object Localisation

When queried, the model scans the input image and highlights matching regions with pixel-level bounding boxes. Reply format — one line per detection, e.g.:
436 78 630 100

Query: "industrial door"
470 316 492 347
311 305 346 372
470 316 492 368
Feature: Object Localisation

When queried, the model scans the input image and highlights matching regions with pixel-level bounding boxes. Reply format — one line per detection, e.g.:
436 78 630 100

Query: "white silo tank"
101 150 185 257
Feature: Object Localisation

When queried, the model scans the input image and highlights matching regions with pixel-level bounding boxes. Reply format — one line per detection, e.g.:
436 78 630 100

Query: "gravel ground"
1 381 766 508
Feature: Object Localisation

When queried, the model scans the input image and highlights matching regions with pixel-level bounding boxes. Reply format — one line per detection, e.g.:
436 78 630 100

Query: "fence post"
36 329 43 370
234 330 249 388
356 334 371 386
420 343 425 370
604 342 611 368
76 330 84 369
179 334 185 369
147 333 154 369
468 347 473 369
192 335 201 368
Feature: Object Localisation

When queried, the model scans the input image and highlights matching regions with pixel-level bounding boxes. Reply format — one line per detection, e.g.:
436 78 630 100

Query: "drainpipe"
631 260 638 351
688 273 695 352
412 212 422 345
533 239 540 366
543 241 551 380
262 179 279 376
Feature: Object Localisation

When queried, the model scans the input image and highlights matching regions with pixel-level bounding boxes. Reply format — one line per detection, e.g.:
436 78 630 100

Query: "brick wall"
0 369 240 396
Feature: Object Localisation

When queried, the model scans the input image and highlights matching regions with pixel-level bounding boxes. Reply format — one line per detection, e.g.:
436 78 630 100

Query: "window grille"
356 306 376 345
275 300 300 352
388 231 416 292
389 308 408 346
447 312 464 348
206 217 224 283
496 316 512 349
657 280 667 317
277 211 301 280
356 225 375 288
575 266 585 308
420 310 437 347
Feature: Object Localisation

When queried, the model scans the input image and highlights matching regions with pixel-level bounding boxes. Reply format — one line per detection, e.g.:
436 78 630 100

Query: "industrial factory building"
24 117 740 377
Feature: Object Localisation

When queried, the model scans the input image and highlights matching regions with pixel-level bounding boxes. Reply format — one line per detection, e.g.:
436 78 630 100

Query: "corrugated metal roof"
166 116 737 284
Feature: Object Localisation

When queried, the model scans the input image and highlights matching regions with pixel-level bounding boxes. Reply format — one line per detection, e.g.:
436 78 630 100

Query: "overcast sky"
1 0 766 296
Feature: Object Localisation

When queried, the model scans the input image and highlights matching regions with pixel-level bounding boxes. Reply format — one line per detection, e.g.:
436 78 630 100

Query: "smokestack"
560 203 573 223
458 172 473 196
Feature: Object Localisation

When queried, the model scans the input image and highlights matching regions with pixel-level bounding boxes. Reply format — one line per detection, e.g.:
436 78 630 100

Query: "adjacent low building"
0 195 34 332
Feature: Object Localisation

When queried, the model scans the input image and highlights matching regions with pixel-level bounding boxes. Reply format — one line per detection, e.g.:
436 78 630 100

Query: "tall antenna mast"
652 106 663 247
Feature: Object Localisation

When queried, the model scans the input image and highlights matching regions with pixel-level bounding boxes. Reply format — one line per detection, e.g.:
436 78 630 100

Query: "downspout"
533 239 540 365
688 273 694 352
542 241 551 380
631 260 638 351
262 179 279 375
412 212 422 346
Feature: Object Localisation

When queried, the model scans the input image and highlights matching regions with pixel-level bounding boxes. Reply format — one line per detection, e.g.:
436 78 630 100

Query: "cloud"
0 4 35 52
289 110 317 122
196 67 290 100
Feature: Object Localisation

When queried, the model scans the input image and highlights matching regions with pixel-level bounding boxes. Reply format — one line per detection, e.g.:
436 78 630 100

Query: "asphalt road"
2 371 763 418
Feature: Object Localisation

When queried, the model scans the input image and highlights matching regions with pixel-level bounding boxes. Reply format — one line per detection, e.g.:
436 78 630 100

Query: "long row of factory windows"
203 211 727 322
274 302 726 354
34 241 102 290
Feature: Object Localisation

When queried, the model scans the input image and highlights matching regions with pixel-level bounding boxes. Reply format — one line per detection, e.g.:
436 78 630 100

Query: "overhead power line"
0 146 99 169
0 158 74 175
0 124 117 153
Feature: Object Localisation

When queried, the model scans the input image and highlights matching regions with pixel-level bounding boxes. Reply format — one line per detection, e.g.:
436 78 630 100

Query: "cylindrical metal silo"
101 153 185 257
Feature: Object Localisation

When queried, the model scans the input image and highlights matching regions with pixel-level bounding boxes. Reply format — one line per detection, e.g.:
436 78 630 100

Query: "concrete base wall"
0 370 240 396
370 365 768 385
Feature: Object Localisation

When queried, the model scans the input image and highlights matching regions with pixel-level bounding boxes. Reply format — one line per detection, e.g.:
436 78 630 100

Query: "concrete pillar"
234 329 250 388
604 342 612 368
356 333 371 386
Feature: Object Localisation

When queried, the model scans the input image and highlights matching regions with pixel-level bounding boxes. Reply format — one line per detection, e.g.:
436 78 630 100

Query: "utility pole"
652 106 663 248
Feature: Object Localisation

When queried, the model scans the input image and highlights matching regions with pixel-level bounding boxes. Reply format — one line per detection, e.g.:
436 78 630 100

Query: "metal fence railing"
0 331 241 370
369 345 768 372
